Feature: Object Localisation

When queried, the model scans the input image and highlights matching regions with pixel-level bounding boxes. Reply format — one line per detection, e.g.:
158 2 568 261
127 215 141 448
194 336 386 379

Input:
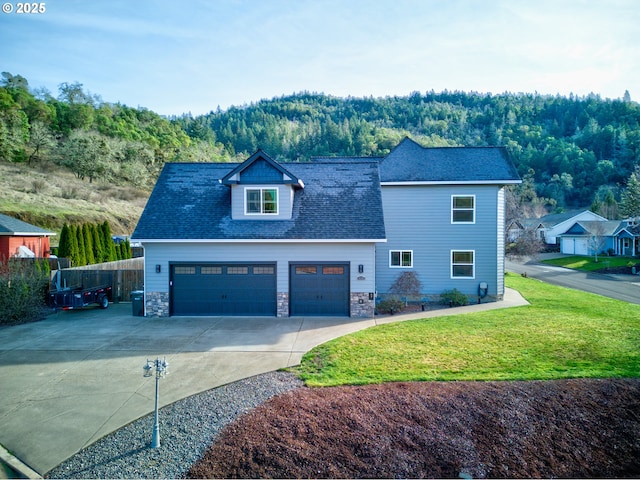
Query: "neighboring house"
132 138 521 318
615 219 640 257
559 221 619 255
560 218 640 257
0 213 55 261
521 210 608 245
506 219 526 243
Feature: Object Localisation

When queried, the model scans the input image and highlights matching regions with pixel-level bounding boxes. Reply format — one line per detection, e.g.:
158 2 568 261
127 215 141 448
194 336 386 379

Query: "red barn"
0 213 55 261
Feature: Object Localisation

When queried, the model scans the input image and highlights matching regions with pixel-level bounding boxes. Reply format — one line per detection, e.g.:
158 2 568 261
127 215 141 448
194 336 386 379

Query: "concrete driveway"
0 289 528 476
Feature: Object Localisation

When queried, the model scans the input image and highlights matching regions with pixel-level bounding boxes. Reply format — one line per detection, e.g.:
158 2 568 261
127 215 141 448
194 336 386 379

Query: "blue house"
132 138 520 317
559 219 640 257
375 138 521 304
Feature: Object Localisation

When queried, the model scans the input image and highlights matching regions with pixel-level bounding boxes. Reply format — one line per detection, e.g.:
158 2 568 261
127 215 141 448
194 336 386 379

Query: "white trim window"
390 250 413 268
245 187 278 215
451 195 475 223
451 250 474 278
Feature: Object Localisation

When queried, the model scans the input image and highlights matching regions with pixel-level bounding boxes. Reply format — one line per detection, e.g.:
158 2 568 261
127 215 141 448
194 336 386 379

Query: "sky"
1 0 638 116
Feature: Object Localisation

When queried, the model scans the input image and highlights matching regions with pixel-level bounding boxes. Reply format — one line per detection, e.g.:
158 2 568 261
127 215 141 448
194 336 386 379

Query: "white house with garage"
131 138 521 317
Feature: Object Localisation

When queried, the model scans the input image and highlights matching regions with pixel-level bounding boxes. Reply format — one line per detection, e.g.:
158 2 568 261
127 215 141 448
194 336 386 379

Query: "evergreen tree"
91 223 104 263
57 224 71 259
74 224 87 266
100 221 117 262
82 223 95 264
67 224 80 267
123 238 132 259
620 170 640 220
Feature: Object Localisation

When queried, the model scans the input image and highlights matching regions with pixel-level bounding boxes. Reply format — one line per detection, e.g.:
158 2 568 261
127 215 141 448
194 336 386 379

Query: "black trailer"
48 284 112 310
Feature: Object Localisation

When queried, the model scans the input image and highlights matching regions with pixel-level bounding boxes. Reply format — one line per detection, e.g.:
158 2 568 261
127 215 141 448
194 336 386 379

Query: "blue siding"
239 158 283 182
375 184 502 300
143 242 376 295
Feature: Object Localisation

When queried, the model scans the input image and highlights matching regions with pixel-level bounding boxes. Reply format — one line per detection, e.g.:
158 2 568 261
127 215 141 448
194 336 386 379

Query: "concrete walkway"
0 288 528 477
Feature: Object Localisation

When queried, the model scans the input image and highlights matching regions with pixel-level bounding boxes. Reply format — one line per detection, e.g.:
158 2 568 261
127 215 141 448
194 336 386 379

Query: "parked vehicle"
48 285 112 310
48 271 112 310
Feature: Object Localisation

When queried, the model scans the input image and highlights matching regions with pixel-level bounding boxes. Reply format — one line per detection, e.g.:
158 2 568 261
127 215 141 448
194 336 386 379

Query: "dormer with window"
221 150 304 220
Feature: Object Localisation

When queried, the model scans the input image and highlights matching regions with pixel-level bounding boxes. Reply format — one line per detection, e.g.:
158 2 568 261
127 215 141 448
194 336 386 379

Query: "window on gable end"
452 195 475 223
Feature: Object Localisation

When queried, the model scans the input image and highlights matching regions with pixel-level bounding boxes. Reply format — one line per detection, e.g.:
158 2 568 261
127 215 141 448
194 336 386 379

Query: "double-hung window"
246 188 278 215
390 250 413 268
451 250 474 278
451 195 475 223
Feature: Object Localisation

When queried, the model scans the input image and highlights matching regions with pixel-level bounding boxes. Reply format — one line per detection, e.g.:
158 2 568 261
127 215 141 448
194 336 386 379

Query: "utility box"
131 290 144 317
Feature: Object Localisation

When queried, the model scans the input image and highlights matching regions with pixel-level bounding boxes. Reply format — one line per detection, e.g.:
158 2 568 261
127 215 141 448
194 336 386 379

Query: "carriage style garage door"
170 263 276 316
289 263 349 316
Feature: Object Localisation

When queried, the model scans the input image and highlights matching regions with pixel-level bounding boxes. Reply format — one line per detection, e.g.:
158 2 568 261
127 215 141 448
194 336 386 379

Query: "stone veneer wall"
142 291 383 318
350 292 374 318
277 292 289 317
145 291 169 317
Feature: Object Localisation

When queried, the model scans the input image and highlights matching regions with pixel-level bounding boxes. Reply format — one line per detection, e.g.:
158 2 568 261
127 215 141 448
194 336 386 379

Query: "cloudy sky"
1 0 637 116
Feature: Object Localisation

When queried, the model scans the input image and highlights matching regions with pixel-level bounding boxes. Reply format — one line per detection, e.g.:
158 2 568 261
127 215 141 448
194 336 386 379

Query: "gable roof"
560 220 621 237
0 213 55 236
221 150 303 187
378 137 521 184
132 160 385 242
615 223 640 238
533 210 608 228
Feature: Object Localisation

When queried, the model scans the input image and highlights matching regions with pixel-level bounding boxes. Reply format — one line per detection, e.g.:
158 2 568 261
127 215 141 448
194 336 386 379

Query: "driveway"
0 289 528 476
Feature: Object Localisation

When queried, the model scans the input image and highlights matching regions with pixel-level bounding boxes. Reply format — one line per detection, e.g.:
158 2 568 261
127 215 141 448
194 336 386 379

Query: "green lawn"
541 255 639 271
295 273 640 386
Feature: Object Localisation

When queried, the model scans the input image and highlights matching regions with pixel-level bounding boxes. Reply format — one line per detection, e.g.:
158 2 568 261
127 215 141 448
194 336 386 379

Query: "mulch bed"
187 378 640 479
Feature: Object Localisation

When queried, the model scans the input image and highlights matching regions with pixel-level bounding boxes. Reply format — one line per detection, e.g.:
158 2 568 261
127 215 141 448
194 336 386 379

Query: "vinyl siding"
142 242 376 294
496 187 505 296
375 184 501 299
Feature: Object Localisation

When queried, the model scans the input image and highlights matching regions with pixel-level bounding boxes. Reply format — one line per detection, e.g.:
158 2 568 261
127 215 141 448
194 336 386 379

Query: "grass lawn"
542 255 639 271
295 273 640 386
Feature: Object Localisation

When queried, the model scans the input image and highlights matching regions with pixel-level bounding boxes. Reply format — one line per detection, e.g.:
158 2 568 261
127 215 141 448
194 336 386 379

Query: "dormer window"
246 188 278 215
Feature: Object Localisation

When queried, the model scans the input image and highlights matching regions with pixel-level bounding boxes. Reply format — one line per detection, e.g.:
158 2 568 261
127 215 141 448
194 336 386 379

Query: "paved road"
506 257 640 305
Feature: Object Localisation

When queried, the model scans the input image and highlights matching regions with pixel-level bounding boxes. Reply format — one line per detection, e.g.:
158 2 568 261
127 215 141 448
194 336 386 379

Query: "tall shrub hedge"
0 259 50 325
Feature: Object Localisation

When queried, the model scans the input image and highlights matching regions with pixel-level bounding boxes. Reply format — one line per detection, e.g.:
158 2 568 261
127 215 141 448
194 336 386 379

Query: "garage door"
170 263 276 316
289 263 349 316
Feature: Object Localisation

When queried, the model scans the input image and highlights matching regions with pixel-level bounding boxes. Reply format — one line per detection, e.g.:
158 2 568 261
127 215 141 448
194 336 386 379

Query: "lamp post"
143 357 169 449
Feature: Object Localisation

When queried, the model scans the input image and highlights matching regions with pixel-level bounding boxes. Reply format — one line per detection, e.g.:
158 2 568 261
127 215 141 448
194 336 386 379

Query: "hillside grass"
0 162 149 236
295 273 640 386
541 255 639 271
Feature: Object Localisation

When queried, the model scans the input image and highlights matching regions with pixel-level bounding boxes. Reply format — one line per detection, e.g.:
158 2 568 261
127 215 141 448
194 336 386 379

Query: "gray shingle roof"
132 160 386 241
378 137 521 183
0 213 55 236
561 221 622 237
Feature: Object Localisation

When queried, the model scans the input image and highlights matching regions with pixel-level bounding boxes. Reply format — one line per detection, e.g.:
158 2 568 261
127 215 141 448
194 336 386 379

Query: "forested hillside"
176 90 640 214
2 71 640 223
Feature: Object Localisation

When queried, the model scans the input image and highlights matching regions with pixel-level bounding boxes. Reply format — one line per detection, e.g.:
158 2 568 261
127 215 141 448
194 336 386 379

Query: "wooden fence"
55 269 144 303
